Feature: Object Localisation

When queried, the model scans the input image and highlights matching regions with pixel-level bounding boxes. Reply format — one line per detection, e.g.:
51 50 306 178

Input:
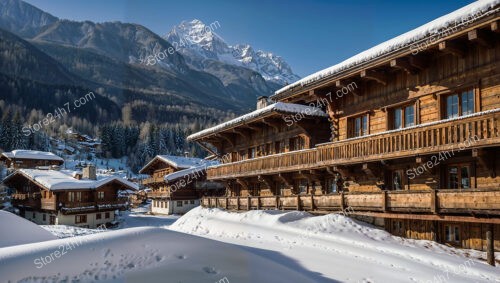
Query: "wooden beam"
278 173 292 187
350 211 500 224
236 178 249 191
335 79 362 96
196 141 218 157
362 163 383 179
438 40 466 57
242 123 261 132
232 128 251 140
491 21 499 33
468 29 495 48
408 55 429 71
360 69 387 85
258 175 274 190
215 133 235 147
261 118 281 132
390 58 418 74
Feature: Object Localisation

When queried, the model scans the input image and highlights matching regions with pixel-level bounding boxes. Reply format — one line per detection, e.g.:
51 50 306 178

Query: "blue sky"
24 0 474 77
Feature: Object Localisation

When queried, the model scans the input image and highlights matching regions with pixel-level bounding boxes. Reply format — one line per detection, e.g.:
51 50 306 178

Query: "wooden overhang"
187 103 328 144
272 7 500 102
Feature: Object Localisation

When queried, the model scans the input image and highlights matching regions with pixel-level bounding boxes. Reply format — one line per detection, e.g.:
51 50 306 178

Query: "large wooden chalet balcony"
202 188 500 221
207 110 500 180
142 176 165 185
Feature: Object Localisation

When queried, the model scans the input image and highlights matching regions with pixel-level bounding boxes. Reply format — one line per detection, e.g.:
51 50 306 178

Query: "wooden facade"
139 155 224 214
0 150 64 170
190 8 500 254
4 169 134 228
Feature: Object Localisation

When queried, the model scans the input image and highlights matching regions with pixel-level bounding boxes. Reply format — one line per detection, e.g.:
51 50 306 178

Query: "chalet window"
248 147 256 159
391 105 415 129
289 136 305 151
32 212 36 218
446 164 471 189
297 179 308 195
97 191 104 200
43 214 46 221
75 215 87 224
105 212 110 219
177 201 183 207
445 224 460 242
349 114 368 138
444 89 475 119
392 220 404 235
68 192 74 202
275 140 285 153
184 200 188 204
190 200 195 205
96 213 102 220
392 170 406 190
239 150 247 161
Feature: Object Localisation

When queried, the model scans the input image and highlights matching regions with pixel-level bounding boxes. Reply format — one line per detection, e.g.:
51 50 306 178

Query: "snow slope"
0 211 57 248
170 207 500 283
0 227 320 283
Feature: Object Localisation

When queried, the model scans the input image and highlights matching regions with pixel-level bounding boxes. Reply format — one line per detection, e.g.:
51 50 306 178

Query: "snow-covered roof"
139 155 207 173
187 102 328 141
1 150 64 162
4 169 138 191
273 0 500 98
164 160 219 183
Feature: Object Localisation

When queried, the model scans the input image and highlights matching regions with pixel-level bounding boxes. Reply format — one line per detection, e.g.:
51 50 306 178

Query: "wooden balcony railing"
142 176 165 185
208 148 318 179
207 111 500 180
147 191 170 198
317 110 500 165
41 198 56 210
202 188 500 217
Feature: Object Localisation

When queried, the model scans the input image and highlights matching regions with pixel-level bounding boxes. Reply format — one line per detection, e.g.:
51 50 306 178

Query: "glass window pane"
445 226 450 241
454 226 460 242
362 115 368 136
461 166 470 189
393 171 402 190
355 118 361 137
404 106 415 127
394 108 402 129
446 95 459 119
461 90 474 115
448 166 459 189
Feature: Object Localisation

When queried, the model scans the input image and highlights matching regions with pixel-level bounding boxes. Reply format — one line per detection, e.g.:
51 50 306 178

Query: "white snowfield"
0 211 57 248
1 208 499 282
171 207 500 283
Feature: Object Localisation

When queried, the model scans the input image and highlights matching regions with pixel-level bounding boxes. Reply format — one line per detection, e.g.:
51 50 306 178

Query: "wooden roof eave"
273 13 500 101
190 108 327 142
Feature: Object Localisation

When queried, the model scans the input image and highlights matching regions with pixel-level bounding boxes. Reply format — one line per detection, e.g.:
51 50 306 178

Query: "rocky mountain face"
166 19 301 86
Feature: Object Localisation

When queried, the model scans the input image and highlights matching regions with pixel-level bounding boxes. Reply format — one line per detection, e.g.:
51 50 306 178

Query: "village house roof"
164 160 219 183
1 150 64 163
3 169 138 191
187 102 328 141
139 155 208 174
273 0 500 99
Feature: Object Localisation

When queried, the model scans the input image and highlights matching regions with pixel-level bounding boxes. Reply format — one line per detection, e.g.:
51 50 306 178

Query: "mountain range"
0 0 301 131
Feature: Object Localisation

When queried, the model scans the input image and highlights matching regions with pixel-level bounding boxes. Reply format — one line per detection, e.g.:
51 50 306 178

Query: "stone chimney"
83 164 97 180
257 96 269 110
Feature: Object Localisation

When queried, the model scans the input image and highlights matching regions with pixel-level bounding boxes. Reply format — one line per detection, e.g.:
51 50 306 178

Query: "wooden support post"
296 195 301 211
208 197 211 208
225 197 228 210
236 197 240 211
340 192 345 212
247 196 251 210
257 196 261 210
430 190 438 214
310 195 315 211
487 227 495 266
275 196 280 210
382 191 388 212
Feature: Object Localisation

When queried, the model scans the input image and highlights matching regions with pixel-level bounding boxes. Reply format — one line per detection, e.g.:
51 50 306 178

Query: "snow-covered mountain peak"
165 19 301 85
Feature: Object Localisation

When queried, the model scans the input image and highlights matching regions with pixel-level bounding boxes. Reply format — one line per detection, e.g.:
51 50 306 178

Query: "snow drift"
0 211 57 248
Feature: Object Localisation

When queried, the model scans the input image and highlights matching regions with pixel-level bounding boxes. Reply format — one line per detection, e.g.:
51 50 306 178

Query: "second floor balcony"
207 110 500 180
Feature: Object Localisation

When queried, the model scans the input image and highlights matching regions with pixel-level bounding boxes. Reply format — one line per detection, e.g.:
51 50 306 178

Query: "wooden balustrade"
147 191 170 198
142 176 166 185
202 188 500 216
41 198 56 210
207 111 500 179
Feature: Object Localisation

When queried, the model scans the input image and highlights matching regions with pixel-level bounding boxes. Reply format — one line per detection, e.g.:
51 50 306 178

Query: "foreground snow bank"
0 226 320 283
170 207 500 283
0 211 57 248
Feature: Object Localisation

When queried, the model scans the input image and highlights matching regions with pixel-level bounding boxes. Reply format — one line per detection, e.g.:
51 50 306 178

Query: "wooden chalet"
3 165 137 228
188 0 500 258
0 150 64 170
139 155 224 214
